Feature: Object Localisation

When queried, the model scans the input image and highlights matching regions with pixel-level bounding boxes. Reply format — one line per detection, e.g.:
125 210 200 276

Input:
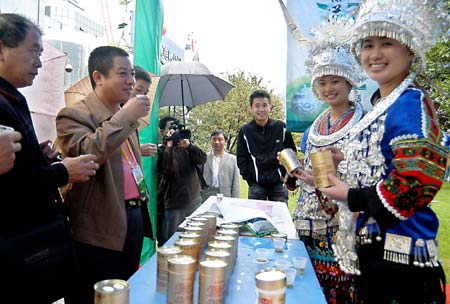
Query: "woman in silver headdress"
289 19 365 304
320 0 450 303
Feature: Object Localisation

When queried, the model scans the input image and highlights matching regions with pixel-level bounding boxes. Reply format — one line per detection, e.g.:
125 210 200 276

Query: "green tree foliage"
417 0 450 131
418 39 450 131
174 70 286 153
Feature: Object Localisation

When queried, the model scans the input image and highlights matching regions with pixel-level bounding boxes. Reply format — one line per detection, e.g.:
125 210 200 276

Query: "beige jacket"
56 92 153 251
203 151 240 198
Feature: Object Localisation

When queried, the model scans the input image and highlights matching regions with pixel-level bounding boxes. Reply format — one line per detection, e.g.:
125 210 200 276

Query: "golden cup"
310 150 335 188
279 148 302 174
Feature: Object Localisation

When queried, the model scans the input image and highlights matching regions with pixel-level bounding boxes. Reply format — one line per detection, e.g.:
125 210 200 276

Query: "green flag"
134 0 164 264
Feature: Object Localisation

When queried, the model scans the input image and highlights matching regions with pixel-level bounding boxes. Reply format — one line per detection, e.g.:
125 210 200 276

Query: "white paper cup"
253 258 269 274
286 268 297 288
275 259 290 273
293 256 307 275
255 248 270 260
273 237 286 253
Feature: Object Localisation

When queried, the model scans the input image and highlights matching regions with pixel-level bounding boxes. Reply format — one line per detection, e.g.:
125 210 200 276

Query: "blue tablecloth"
128 234 326 303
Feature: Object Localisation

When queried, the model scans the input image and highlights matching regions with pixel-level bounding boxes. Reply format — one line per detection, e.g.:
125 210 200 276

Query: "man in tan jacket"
203 130 240 198
56 46 153 303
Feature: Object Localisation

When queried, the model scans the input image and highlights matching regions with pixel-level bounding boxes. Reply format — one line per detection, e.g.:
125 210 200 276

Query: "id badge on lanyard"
122 139 149 200
131 164 148 199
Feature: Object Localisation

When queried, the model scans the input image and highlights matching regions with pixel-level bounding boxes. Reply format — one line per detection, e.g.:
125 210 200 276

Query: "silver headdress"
305 19 366 100
351 0 450 72
277 0 366 100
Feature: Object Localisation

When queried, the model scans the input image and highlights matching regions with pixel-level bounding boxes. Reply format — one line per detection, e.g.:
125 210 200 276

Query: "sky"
78 0 288 95
163 0 288 95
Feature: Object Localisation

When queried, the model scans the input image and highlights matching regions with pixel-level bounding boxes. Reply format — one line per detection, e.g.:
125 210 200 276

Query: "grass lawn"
240 178 450 281
432 182 450 282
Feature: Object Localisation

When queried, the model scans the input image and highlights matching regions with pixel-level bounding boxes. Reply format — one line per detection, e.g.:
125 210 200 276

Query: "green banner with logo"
134 0 163 264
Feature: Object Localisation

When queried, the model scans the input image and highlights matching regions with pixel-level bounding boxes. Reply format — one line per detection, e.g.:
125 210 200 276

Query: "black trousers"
66 207 144 304
248 183 288 203
357 242 446 304
156 199 168 246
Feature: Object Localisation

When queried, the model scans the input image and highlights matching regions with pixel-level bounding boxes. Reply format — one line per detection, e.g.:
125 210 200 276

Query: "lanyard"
120 138 137 166
120 138 149 200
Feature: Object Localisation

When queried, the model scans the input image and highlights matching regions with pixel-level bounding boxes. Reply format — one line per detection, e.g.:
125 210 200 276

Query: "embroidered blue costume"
341 73 449 252
337 73 450 303
326 0 450 302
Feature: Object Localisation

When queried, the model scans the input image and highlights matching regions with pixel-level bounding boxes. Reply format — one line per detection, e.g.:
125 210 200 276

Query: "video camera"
166 119 192 144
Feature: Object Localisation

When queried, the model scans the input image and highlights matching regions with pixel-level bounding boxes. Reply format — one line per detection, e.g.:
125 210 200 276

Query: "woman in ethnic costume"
319 0 450 303
291 19 365 304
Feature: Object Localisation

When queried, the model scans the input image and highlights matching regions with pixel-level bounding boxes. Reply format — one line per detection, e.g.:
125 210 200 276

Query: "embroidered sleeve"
377 138 449 219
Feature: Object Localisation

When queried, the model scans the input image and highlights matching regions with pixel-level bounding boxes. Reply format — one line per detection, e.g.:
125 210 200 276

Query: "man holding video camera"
156 116 206 241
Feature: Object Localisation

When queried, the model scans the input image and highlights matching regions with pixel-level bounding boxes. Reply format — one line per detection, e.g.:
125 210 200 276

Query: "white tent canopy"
20 41 67 143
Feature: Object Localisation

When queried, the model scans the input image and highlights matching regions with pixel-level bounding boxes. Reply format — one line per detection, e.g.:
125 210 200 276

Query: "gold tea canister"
94 279 129 304
178 231 202 261
191 217 213 243
174 238 199 264
191 216 209 227
188 221 208 249
213 234 237 267
255 269 287 304
310 150 335 188
216 228 239 240
208 241 233 252
216 229 239 257
279 148 302 174
183 225 204 249
167 255 196 304
208 240 234 269
198 259 227 304
205 249 232 283
219 223 240 234
183 225 203 235
205 249 231 266
188 220 206 230
201 214 217 241
156 246 183 293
